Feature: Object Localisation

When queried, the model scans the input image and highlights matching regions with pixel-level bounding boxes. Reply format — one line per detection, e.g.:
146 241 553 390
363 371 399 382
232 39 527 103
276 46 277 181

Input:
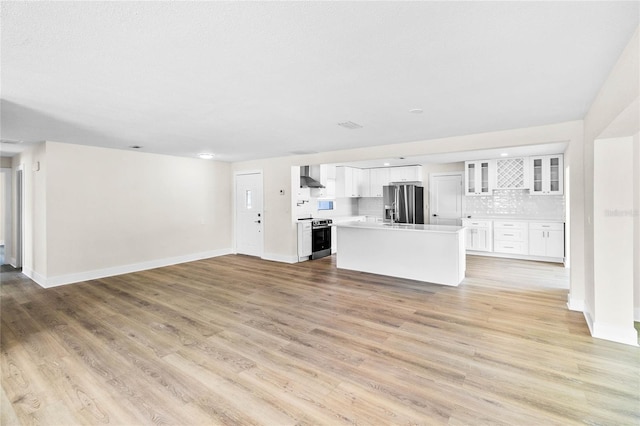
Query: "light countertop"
335 221 464 233
463 216 564 222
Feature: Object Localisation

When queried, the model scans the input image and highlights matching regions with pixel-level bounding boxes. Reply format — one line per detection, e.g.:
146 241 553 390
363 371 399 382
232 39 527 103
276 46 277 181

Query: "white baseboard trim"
567 296 584 312
262 253 298 264
592 321 639 347
583 309 595 336
39 248 233 288
22 267 47 288
466 250 564 264
635 307 640 322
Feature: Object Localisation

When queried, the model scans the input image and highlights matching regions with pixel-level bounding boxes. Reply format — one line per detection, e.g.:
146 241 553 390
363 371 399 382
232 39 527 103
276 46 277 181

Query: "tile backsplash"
465 189 565 219
357 197 384 218
296 197 358 219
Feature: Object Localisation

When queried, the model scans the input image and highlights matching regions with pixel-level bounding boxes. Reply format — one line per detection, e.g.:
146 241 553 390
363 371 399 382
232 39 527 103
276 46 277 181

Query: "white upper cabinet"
389 165 422 183
494 157 529 190
359 169 371 197
465 160 494 196
530 155 563 195
336 165 422 198
368 168 390 198
336 166 363 198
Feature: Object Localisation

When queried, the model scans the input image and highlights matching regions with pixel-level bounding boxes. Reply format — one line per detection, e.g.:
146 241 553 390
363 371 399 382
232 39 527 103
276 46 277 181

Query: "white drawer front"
529 222 564 231
494 241 528 255
462 220 492 228
493 221 527 230
494 229 526 242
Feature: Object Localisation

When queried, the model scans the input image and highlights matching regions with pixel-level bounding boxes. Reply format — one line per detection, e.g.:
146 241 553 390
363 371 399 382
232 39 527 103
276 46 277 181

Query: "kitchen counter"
463 216 564 222
338 221 463 233
334 221 465 286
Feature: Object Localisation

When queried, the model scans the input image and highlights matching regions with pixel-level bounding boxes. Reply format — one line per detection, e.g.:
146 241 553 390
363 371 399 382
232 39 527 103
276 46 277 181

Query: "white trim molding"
262 253 298 264
592 321 639 347
567 296 584 312
35 248 233 288
22 267 47 288
634 307 640 322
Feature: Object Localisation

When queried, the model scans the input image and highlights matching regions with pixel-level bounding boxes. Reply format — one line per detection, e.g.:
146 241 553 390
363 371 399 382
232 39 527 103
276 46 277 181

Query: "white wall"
634 133 640 322
0 172 5 245
564 126 585 310
0 167 13 261
593 137 637 345
12 143 48 280
582 28 639 340
232 157 300 263
17 141 233 287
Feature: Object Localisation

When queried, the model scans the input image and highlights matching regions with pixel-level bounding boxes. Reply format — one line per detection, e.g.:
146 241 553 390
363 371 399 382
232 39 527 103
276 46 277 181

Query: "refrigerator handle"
411 187 415 224
394 188 399 223
404 187 410 223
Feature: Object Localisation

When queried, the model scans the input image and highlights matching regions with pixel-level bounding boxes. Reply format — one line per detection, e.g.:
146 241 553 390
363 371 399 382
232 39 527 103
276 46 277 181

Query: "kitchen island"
335 222 466 286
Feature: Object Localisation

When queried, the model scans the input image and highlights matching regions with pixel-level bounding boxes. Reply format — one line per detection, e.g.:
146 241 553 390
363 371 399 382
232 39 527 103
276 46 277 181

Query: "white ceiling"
1 2 638 162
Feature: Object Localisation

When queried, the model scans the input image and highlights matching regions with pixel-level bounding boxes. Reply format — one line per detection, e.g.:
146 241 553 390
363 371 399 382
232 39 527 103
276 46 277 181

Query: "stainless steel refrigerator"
383 184 424 224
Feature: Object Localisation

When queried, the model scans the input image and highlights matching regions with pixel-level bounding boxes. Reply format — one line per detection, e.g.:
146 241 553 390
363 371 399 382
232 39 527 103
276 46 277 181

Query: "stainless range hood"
300 166 324 188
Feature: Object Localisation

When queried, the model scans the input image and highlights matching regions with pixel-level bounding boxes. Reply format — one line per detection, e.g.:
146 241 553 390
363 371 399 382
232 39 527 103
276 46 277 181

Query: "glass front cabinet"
529 155 563 195
465 160 494 196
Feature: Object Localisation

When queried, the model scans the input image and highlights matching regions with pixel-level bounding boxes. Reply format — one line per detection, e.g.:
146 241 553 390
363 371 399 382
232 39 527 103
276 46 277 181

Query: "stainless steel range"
311 218 332 259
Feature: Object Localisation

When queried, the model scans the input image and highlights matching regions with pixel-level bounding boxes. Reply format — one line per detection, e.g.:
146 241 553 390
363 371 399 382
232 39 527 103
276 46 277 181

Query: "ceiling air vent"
337 121 363 129
0 139 23 144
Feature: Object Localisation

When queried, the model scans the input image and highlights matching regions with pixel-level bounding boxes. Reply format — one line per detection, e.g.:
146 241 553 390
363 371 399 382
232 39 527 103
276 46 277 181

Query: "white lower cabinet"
493 221 528 255
297 221 312 261
463 219 565 263
529 222 564 258
462 219 493 252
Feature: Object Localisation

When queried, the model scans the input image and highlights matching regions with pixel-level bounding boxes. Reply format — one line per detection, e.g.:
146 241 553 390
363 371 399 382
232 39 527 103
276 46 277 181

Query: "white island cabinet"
335 222 465 286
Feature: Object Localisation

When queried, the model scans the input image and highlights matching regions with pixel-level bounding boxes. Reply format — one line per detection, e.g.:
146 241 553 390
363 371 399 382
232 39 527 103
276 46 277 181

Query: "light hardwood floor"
1 255 638 425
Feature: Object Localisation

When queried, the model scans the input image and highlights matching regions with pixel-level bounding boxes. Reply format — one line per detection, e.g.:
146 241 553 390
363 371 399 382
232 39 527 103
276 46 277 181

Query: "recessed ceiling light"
383 162 390 166
500 153 509 157
409 108 423 114
198 153 215 159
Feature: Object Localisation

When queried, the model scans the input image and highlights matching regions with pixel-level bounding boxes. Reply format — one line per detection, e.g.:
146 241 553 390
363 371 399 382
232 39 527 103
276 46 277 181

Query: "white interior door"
235 172 263 257
430 173 463 225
